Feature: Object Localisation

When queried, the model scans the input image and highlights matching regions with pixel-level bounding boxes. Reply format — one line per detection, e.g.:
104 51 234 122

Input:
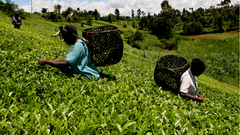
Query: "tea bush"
0 13 239 134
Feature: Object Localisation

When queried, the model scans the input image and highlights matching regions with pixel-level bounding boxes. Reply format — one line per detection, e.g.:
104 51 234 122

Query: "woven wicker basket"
82 25 123 67
154 55 189 91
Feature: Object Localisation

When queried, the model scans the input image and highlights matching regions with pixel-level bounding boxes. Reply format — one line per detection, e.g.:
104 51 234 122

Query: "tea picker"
154 55 189 92
154 55 206 102
39 25 123 80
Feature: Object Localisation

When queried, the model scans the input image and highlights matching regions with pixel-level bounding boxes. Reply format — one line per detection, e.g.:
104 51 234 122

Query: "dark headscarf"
60 24 78 36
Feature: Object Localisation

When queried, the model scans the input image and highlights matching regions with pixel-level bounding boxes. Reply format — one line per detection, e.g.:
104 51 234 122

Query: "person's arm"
38 58 69 68
12 17 16 25
196 92 204 98
180 92 205 102
51 30 60 37
19 18 22 25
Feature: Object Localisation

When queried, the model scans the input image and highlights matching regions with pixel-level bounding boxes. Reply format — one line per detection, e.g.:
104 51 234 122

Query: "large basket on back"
82 25 123 67
154 55 189 92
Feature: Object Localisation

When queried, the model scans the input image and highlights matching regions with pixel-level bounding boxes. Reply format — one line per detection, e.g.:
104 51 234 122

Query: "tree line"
0 0 239 39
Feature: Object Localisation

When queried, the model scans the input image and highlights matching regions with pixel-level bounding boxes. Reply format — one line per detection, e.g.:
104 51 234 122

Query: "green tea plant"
0 13 239 134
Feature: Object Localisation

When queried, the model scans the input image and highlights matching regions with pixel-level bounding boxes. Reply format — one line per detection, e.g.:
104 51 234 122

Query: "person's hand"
50 35 54 37
198 97 205 102
38 59 46 66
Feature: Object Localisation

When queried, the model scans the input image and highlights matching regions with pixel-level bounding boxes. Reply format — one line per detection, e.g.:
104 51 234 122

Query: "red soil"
185 29 239 40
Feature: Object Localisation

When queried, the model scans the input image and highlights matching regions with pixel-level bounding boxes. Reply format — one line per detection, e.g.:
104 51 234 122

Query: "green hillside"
0 12 239 134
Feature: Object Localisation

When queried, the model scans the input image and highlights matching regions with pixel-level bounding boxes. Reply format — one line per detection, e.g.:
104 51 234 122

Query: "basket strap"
72 33 84 42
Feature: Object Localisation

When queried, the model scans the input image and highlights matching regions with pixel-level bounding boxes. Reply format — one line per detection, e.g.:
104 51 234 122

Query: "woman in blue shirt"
38 25 100 80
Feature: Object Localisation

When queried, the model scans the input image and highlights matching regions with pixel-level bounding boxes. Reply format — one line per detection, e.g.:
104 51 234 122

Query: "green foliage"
226 21 239 31
93 9 99 20
41 8 47 14
161 38 178 50
62 7 73 18
139 16 149 30
132 21 136 28
86 15 92 26
108 14 112 23
133 30 144 41
214 14 224 32
183 21 204 35
54 4 61 14
197 16 207 27
152 17 174 39
177 37 239 85
122 23 127 28
15 8 29 19
0 0 18 17
0 7 239 134
124 29 145 49
115 8 120 20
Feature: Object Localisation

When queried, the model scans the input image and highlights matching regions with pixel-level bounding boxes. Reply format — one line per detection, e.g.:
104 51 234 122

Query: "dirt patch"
186 36 220 40
185 29 239 40
225 29 239 34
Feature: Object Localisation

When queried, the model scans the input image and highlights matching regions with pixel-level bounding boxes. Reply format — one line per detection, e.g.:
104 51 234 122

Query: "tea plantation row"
0 13 239 134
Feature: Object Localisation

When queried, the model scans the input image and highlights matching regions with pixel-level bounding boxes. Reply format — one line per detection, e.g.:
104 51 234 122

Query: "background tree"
2 0 18 16
62 7 73 18
139 16 149 30
214 14 224 32
192 10 202 21
41 8 48 14
16 8 28 19
132 21 136 28
161 0 172 11
147 12 151 20
160 0 172 19
0 0 4 9
108 14 113 23
54 4 61 14
131 9 134 18
182 8 188 17
115 8 120 20
183 21 204 34
197 16 208 27
93 9 99 20
137 8 141 20
86 15 92 25
196 7 205 16
141 11 145 17
217 0 231 6
152 17 174 39
49 12 57 22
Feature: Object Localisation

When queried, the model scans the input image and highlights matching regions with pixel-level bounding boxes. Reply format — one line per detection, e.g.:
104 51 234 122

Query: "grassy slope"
177 36 239 86
0 13 239 134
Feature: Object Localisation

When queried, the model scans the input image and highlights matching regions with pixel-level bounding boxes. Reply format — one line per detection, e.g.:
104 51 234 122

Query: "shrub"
132 21 136 28
161 38 178 50
124 28 134 44
86 15 92 26
139 16 149 30
72 15 80 22
152 17 174 39
123 23 127 28
108 14 112 23
183 21 204 35
197 16 207 27
214 14 224 32
133 30 144 41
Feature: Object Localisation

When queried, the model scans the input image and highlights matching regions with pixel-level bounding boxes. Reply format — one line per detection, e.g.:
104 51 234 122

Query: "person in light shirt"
179 59 206 102
39 24 100 80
